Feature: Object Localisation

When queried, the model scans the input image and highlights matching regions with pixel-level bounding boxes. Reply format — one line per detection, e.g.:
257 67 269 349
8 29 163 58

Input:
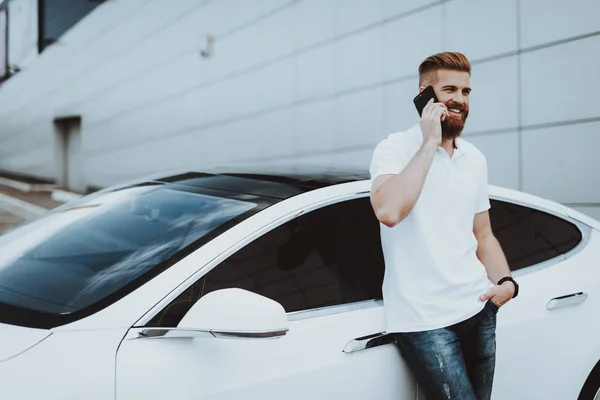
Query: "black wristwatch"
498 276 519 298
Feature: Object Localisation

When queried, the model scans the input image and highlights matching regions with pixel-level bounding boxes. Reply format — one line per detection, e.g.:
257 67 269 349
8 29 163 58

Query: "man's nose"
452 92 464 103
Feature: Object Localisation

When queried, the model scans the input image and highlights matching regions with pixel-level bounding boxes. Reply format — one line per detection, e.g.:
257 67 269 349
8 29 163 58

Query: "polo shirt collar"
408 124 467 159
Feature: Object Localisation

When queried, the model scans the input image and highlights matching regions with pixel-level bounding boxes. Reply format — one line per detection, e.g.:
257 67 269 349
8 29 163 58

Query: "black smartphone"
413 85 439 117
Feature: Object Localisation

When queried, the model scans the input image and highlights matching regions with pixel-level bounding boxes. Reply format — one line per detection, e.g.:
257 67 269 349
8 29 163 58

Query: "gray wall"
0 0 598 218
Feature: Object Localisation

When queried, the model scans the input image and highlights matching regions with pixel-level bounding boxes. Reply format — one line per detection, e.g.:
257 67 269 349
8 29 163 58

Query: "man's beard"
441 101 469 140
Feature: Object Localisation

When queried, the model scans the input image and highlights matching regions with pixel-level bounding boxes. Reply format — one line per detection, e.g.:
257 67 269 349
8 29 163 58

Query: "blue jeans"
394 300 498 400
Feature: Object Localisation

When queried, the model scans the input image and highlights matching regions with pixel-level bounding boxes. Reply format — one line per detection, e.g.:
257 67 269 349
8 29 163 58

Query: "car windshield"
0 184 257 321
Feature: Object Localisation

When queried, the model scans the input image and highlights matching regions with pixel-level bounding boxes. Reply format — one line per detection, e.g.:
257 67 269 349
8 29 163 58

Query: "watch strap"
498 276 519 298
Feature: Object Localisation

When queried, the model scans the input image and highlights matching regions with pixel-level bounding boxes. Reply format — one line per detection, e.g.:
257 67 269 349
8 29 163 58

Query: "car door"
486 197 600 399
115 196 417 399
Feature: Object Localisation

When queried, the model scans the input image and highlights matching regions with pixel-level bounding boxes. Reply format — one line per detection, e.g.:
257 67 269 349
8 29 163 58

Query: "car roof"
152 163 370 200
124 163 598 230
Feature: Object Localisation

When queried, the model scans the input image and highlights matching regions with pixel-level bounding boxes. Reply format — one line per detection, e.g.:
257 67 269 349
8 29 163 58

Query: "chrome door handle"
343 332 395 353
547 292 587 310
132 327 288 340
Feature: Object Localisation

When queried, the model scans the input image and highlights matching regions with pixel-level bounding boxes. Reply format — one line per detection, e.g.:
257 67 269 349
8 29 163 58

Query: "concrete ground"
0 208 27 234
0 181 64 234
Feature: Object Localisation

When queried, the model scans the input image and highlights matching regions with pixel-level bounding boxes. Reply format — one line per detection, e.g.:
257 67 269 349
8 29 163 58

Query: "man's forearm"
476 234 512 284
372 139 438 226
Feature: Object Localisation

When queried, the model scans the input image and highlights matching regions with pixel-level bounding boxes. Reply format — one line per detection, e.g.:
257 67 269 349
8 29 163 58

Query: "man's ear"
418 86 426 94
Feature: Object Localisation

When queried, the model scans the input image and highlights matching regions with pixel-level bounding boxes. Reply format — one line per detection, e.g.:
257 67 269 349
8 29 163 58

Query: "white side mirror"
139 288 288 340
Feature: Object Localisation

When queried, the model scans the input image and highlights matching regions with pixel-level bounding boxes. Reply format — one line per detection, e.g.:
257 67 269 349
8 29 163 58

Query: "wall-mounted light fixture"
200 34 213 58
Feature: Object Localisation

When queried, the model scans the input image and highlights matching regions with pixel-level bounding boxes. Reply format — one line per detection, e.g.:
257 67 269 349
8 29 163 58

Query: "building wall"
0 0 598 218
6 0 38 70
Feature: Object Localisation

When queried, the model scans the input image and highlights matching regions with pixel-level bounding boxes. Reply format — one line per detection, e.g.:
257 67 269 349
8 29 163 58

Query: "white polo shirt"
370 124 494 333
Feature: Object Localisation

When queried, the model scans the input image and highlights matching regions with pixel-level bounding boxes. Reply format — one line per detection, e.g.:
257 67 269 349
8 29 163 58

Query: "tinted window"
148 198 384 327
490 199 582 271
0 184 261 327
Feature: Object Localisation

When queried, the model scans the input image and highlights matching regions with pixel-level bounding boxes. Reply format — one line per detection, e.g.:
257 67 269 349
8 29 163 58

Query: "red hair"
418 52 471 86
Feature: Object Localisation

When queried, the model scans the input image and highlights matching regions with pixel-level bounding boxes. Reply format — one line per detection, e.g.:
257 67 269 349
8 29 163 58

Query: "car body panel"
0 329 125 399
493 228 600 399
116 304 415 399
0 322 51 362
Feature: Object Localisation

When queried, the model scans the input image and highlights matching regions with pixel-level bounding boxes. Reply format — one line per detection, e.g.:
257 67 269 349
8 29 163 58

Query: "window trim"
287 299 383 322
136 188 591 327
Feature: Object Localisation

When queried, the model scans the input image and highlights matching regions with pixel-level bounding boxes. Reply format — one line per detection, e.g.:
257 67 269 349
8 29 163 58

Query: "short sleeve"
369 136 407 185
475 156 491 214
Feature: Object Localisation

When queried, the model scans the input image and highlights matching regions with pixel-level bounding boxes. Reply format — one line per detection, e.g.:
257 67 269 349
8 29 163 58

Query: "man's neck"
440 138 456 157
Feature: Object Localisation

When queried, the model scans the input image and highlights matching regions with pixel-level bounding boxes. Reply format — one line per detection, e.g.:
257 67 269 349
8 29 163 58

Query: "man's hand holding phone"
420 98 447 147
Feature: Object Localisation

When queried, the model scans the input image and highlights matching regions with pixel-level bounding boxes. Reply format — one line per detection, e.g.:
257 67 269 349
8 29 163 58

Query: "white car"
0 165 598 400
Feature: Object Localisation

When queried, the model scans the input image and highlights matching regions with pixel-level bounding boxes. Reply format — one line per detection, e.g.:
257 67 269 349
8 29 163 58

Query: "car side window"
489 199 583 271
147 197 385 327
